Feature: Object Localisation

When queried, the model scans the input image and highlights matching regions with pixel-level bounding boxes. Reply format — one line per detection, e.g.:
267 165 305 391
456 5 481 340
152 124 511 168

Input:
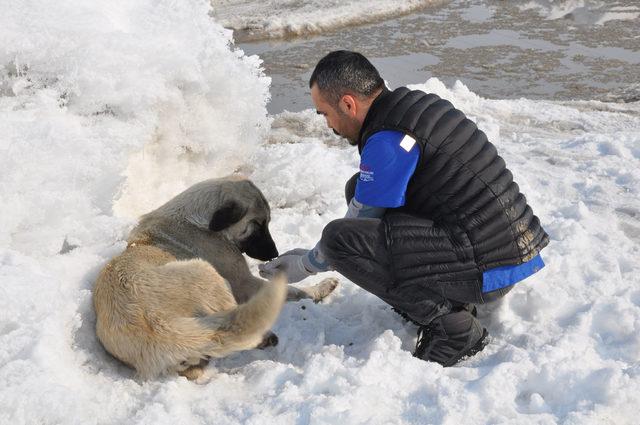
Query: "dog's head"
206 179 279 261
208 197 278 261
147 177 279 261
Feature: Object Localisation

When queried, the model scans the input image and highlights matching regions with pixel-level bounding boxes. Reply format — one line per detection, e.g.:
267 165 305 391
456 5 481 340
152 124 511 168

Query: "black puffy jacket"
358 88 549 298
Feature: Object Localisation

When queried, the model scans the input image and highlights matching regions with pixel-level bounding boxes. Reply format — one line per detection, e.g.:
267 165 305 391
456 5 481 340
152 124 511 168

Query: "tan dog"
93 176 338 380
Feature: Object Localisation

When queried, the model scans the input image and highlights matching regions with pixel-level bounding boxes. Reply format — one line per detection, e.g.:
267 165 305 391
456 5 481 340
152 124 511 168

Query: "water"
236 0 640 113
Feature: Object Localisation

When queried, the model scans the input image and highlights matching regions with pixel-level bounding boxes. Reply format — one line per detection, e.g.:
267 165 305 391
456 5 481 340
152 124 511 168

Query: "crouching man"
260 51 549 366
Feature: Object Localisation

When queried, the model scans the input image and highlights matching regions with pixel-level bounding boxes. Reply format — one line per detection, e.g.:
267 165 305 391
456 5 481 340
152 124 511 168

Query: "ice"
209 0 444 41
2 1 640 424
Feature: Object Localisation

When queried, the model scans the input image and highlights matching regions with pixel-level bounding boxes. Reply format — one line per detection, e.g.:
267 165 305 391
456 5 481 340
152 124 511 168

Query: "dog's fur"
93 176 338 380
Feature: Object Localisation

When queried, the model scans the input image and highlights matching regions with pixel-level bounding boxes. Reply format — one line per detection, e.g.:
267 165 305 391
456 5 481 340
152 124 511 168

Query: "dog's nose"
267 245 279 259
252 247 278 261
258 230 279 260
243 232 279 261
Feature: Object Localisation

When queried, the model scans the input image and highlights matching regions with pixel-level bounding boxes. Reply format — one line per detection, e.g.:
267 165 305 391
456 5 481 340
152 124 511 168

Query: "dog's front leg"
286 278 339 303
244 274 339 303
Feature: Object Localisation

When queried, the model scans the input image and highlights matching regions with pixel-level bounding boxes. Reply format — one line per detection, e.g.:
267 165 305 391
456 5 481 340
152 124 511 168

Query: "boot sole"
443 328 489 367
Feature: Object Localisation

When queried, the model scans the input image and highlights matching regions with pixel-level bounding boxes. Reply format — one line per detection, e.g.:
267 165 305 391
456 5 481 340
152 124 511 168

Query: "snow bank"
521 1 640 25
1 2 639 421
0 0 270 248
209 0 444 41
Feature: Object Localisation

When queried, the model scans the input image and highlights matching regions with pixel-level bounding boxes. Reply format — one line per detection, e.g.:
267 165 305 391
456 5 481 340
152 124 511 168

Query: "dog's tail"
176 274 288 358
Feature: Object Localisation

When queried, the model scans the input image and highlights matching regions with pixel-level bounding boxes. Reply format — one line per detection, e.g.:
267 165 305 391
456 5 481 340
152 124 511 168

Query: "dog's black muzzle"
240 228 279 261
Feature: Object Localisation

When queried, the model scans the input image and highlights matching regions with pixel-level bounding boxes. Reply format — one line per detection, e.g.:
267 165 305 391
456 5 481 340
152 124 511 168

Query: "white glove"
258 248 319 283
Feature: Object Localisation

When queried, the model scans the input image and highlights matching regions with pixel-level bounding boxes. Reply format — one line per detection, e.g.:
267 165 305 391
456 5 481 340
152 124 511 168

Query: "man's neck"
355 87 388 145
357 88 385 123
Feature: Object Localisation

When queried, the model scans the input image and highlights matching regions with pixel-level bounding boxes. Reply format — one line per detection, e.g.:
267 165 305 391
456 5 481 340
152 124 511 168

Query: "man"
259 51 548 366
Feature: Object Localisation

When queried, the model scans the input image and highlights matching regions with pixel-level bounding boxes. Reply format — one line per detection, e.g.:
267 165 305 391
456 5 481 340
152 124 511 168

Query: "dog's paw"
312 277 339 303
256 331 279 349
178 358 210 381
179 365 206 381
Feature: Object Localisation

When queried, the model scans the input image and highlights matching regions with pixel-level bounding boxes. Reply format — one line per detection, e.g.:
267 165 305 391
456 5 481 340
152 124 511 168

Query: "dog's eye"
252 220 267 229
241 221 258 237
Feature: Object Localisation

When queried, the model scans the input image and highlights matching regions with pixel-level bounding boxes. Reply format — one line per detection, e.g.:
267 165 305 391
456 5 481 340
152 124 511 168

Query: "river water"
231 0 640 113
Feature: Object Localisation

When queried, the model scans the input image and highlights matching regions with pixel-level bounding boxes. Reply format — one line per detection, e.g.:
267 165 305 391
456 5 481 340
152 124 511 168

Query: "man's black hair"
309 51 385 104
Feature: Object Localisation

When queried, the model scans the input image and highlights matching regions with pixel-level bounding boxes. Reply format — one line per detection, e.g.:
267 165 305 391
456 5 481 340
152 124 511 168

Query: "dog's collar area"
127 239 152 248
127 232 199 258
152 230 200 257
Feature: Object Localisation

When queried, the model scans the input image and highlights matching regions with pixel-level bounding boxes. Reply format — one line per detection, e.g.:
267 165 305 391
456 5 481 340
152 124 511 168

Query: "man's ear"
209 201 247 232
339 94 357 117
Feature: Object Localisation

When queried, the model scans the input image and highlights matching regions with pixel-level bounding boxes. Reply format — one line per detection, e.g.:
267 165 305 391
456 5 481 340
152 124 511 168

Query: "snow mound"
0 0 270 253
209 0 445 41
521 1 640 25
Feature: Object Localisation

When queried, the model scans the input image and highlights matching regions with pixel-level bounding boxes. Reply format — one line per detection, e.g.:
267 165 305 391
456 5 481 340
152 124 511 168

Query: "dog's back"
93 243 286 379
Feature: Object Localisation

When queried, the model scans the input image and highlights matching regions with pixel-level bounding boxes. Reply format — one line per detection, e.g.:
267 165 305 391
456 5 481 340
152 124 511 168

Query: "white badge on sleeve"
399 134 416 152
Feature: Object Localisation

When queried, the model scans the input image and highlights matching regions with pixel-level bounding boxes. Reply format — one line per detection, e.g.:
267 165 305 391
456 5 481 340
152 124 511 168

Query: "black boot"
413 310 488 367
393 303 476 325
392 307 422 326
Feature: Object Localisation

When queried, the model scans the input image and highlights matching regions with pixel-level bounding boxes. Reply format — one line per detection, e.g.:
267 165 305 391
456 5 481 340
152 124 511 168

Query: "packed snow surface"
209 0 444 41
1 1 640 424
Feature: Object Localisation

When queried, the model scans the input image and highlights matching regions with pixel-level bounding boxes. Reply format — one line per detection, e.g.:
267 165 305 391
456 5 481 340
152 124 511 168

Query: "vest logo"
359 164 374 182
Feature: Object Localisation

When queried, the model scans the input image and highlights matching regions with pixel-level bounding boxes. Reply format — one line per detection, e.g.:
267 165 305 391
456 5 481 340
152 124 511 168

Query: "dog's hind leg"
178 358 209 381
256 331 279 349
286 277 339 303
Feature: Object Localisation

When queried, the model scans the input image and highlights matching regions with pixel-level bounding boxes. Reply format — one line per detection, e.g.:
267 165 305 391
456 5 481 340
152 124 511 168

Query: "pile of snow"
1 1 640 422
521 0 640 25
601 83 640 104
0 0 270 247
209 0 444 41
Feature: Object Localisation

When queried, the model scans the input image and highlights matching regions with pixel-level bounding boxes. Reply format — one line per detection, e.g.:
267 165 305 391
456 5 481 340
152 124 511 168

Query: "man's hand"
259 248 318 283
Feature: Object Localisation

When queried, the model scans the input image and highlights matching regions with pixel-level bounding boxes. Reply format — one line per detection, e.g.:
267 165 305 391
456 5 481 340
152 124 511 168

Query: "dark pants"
319 173 512 326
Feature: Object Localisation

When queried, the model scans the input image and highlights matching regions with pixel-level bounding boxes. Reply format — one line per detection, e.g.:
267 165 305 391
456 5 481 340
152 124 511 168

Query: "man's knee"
344 172 358 205
320 217 385 266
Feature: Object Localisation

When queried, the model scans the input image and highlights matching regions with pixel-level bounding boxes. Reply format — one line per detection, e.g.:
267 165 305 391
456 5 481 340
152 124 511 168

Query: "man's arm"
259 130 419 282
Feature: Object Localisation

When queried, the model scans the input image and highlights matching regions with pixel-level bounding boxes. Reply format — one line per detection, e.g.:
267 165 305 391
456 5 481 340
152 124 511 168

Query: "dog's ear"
209 201 247 232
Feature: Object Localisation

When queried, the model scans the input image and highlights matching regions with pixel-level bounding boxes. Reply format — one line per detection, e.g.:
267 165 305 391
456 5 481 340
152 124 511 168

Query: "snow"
521 1 640 25
209 0 443 41
1 1 640 424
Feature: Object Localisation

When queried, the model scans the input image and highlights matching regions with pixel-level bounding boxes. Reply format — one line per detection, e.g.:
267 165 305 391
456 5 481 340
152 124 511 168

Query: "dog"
93 176 338 380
